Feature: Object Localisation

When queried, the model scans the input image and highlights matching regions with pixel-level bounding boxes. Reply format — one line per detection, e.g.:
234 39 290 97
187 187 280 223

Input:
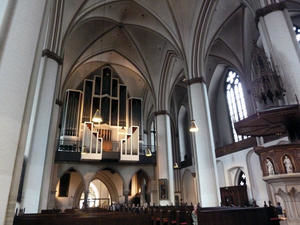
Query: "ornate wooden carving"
251 45 285 105
220 186 249 207
255 144 300 176
234 105 300 138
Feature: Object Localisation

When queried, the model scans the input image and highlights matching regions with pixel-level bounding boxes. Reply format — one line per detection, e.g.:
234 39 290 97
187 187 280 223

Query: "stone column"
155 112 175 205
21 52 61 213
187 78 220 207
0 1 48 224
123 190 129 204
257 2 300 104
83 190 89 209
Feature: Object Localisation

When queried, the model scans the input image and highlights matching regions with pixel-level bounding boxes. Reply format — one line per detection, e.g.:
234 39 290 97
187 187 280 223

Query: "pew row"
14 206 268 225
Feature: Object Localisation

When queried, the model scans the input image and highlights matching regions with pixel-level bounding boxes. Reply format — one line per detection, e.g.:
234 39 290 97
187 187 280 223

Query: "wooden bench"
14 206 269 225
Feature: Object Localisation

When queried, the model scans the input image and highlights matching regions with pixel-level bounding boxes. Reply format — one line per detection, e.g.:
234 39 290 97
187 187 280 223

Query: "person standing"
192 204 198 225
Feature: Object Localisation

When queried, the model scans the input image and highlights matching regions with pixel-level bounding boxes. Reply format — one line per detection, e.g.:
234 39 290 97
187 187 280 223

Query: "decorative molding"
42 49 63 65
186 77 206 86
255 2 286 24
255 143 300 177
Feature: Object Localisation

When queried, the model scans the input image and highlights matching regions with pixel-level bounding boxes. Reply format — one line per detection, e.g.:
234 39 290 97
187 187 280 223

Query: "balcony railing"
55 139 156 164
57 140 81 152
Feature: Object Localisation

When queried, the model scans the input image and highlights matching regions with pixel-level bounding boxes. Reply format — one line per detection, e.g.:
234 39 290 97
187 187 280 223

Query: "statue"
283 155 293 174
266 159 275 175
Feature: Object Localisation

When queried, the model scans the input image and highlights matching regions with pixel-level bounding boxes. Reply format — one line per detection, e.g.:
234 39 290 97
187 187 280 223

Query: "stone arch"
55 167 85 210
73 168 124 207
129 169 150 191
73 181 85 208
128 169 151 205
274 190 287 212
234 168 246 186
94 169 123 202
246 149 269 206
275 188 295 218
57 166 85 182
227 166 244 186
181 169 197 205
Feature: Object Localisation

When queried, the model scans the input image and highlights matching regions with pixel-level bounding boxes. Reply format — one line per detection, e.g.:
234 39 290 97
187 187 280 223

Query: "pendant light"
92 109 102 123
189 120 198 132
145 148 152 157
174 162 179 169
119 126 127 134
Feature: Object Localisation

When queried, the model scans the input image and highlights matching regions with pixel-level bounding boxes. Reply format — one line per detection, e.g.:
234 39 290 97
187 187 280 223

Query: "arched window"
225 70 248 142
150 121 156 152
178 106 188 162
293 25 300 43
79 179 111 208
237 171 247 186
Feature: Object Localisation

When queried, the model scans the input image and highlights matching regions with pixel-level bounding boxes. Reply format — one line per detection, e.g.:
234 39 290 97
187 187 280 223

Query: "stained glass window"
293 25 300 43
237 171 247 186
225 70 248 142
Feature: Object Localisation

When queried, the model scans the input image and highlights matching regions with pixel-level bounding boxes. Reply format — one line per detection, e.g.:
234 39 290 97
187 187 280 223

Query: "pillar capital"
154 110 170 117
255 2 286 24
42 49 63 65
123 189 130 195
186 77 206 86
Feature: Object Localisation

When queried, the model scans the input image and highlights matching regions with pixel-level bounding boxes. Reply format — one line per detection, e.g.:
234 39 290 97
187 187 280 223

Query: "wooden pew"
14 206 269 225
14 211 152 225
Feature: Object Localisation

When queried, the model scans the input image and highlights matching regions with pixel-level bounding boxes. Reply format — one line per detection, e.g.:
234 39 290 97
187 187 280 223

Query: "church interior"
1 0 300 225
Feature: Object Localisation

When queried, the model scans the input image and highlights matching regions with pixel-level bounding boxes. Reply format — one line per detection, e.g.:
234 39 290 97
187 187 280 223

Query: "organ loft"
1 1 300 225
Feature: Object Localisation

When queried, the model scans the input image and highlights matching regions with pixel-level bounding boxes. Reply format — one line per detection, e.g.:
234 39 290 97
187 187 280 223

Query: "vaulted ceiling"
56 0 300 115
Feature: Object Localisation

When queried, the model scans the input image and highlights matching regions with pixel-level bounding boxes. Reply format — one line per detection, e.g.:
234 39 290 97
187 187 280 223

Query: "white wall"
217 147 268 206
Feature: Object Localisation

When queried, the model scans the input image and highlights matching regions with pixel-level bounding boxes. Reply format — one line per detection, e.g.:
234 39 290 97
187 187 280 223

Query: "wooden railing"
215 137 257 158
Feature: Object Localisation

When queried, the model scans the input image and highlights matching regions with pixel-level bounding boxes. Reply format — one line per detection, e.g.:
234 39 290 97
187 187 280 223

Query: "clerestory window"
225 70 248 142
293 25 300 43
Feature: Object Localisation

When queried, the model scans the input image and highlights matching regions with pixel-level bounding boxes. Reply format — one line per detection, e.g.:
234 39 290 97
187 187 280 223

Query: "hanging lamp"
189 120 198 132
145 148 152 157
174 162 179 169
92 109 102 123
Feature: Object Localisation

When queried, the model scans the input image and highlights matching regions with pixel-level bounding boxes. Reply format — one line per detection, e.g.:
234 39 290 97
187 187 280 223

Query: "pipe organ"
59 66 142 161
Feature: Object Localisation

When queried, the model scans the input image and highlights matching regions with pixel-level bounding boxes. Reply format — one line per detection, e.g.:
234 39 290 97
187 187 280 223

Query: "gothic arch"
181 169 197 205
